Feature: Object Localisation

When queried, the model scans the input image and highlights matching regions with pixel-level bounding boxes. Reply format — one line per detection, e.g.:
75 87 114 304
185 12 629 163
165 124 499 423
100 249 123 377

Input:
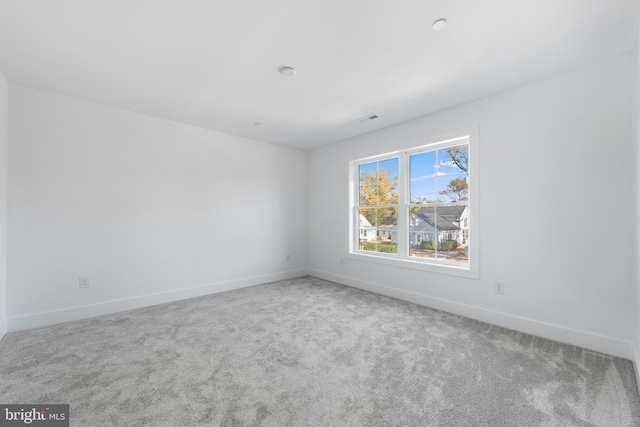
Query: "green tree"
438 145 468 202
440 177 468 201
359 169 398 226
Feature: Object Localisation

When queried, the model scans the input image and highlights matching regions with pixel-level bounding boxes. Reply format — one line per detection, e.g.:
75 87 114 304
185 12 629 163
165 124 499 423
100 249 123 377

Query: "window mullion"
397 152 408 257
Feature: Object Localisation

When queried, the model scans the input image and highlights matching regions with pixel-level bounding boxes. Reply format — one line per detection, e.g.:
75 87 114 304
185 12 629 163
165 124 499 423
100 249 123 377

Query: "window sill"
347 251 479 279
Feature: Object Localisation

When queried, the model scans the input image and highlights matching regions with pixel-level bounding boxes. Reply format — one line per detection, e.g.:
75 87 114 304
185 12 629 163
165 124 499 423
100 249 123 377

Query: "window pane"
438 173 469 203
376 207 397 228
437 145 468 175
409 206 436 259
378 158 399 205
359 208 376 228
436 224 468 264
379 158 398 175
359 162 377 177
359 162 378 206
359 184 377 206
407 205 469 264
376 207 397 253
359 159 399 207
411 177 437 204
358 207 377 252
434 205 463 262
410 152 437 203
410 151 437 179
410 206 435 231
439 204 469 264
409 232 437 259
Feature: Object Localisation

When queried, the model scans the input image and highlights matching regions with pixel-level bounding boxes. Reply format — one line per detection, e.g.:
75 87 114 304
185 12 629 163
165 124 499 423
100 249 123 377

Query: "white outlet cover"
79 277 90 288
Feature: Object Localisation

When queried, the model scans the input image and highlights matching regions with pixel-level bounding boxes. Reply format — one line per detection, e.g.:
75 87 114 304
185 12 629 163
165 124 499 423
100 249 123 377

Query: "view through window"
352 134 473 272
408 144 469 263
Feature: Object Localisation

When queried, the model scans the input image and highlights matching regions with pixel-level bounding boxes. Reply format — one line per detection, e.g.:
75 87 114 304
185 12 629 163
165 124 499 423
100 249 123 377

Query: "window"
357 157 399 254
349 129 478 278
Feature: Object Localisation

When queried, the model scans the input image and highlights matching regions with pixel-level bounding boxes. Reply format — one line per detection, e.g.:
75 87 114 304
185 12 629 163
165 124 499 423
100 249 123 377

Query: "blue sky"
410 148 467 202
359 145 468 203
359 158 398 177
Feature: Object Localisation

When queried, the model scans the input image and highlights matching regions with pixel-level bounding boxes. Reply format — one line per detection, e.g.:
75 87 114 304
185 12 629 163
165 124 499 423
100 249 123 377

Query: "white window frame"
348 127 479 279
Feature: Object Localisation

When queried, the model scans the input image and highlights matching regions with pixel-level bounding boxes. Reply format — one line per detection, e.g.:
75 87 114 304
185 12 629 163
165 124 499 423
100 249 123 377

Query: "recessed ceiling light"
279 66 296 77
432 18 447 30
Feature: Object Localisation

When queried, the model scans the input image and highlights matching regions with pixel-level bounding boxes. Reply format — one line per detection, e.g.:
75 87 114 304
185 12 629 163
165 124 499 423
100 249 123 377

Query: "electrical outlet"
79 277 90 289
286 254 291 262
495 282 505 295
340 258 344 266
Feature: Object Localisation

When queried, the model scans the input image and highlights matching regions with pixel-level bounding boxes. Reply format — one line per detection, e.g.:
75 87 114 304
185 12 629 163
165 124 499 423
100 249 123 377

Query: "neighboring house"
378 224 395 239
359 214 377 242
391 206 468 247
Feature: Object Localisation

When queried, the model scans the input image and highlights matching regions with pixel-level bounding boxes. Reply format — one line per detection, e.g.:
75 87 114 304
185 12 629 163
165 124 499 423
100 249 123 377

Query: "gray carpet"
1 276 639 426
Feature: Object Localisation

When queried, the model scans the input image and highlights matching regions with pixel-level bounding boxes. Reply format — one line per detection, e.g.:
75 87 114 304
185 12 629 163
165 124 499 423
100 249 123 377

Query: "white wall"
0 70 7 339
632 22 640 375
2 52 636 362
7 84 307 330
309 55 635 359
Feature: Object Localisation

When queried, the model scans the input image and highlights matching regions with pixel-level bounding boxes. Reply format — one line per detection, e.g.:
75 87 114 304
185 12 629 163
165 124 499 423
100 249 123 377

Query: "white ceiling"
0 1 638 151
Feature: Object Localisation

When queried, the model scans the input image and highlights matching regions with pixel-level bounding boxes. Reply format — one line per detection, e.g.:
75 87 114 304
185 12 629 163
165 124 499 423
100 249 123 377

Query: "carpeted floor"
1 276 639 426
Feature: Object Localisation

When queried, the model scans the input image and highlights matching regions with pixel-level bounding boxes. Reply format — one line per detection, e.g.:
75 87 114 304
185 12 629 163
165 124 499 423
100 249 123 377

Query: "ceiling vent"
358 114 379 123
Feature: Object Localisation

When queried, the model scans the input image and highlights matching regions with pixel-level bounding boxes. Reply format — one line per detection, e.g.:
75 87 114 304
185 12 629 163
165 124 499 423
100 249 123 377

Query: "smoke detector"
279 66 297 77
432 19 447 30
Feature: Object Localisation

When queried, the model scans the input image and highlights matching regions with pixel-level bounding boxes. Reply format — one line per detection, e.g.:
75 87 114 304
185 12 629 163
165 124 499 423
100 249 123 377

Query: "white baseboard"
7 268 309 333
633 344 640 388
309 268 635 360
0 318 6 342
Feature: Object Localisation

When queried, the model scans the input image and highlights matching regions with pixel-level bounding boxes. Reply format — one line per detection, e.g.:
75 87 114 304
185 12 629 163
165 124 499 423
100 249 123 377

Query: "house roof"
358 214 376 230
415 206 465 231
432 205 467 218
402 206 466 234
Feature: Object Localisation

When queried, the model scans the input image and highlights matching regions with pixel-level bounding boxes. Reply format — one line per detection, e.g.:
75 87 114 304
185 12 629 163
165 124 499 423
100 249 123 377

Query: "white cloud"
410 172 447 181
